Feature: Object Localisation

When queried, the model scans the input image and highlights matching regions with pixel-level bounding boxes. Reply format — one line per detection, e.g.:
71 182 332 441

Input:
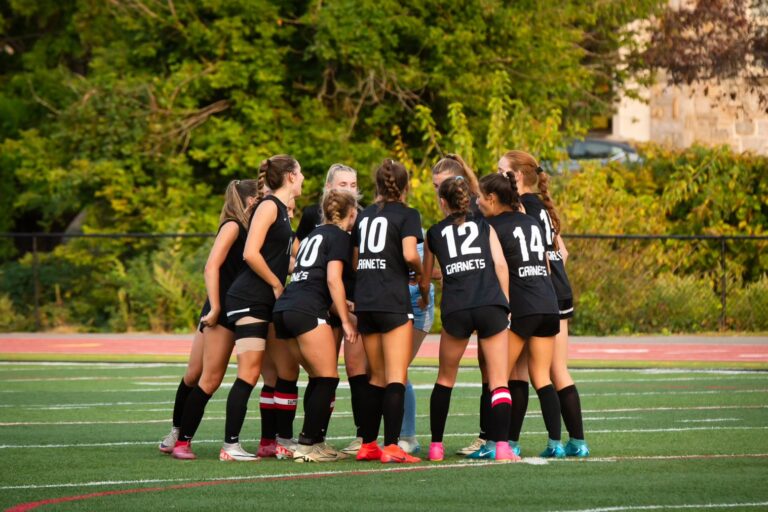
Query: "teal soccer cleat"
539 439 566 458
564 439 590 458
509 440 521 457
466 441 497 459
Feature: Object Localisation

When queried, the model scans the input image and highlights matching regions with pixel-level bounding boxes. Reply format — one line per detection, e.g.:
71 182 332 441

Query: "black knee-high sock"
172 378 194 428
429 383 453 443
508 380 529 442
558 384 585 440
348 374 368 438
383 382 406 446
179 385 212 442
321 392 336 442
487 387 512 443
536 384 562 441
259 385 277 441
304 378 318 414
359 383 385 443
274 378 298 439
299 377 339 445
225 378 254 444
479 383 490 440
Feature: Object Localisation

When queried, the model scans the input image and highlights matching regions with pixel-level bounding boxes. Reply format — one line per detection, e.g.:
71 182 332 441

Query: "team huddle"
158 150 589 464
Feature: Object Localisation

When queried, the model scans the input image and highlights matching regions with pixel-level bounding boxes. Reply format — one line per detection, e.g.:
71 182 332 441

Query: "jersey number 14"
513 225 545 262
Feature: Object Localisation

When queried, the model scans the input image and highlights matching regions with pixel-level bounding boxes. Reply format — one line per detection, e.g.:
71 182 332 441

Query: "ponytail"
438 176 471 224
220 179 260 227
375 159 409 205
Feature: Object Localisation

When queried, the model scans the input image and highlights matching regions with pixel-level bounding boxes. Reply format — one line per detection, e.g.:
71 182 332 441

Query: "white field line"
2 425 768 449
675 418 741 423
1 454 767 492
4 372 768 383
1 363 766 376
553 501 768 512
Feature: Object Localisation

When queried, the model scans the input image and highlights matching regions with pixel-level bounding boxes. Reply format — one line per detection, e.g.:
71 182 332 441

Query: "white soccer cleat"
293 443 342 463
340 436 363 455
456 437 486 456
219 442 259 462
275 436 298 459
316 441 349 461
159 427 179 454
397 436 421 455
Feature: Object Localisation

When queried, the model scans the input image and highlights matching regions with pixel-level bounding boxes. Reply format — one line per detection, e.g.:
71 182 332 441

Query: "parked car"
545 138 643 173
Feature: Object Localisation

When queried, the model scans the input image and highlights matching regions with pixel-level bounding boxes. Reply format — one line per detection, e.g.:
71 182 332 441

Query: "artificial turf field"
1 362 767 511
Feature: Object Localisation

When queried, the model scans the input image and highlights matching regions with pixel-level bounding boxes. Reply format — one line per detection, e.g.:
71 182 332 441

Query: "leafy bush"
729 275 768 331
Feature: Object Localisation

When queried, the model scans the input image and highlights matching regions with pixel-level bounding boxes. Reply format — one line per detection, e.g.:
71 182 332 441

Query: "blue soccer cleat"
539 439 566 458
564 439 590 458
466 441 497 459
509 440 521 457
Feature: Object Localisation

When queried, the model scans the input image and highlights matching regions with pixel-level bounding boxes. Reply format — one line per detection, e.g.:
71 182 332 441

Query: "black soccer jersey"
211 220 248 306
297 202 363 300
353 202 423 314
296 203 322 241
426 215 508 316
486 211 559 317
520 193 573 301
226 195 294 306
274 224 351 319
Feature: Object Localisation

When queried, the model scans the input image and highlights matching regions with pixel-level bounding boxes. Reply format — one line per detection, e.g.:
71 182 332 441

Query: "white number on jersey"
440 221 482 259
539 209 554 246
296 234 323 267
512 225 545 262
359 217 388 254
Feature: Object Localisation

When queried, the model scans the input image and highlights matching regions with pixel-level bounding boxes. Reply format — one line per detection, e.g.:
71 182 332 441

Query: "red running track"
1 334 767 362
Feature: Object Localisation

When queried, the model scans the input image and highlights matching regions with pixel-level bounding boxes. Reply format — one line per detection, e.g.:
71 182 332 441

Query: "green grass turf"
0 363 767 511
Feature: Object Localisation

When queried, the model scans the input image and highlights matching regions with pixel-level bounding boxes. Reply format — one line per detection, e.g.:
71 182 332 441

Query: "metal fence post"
719 236 726 331
32 236 41 330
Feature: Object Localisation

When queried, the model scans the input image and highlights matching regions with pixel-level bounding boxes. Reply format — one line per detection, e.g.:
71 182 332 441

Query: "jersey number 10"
358 217 388 254
295 235 323 267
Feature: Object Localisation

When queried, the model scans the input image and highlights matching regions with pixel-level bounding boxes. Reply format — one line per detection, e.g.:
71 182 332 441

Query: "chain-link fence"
1 233 766 334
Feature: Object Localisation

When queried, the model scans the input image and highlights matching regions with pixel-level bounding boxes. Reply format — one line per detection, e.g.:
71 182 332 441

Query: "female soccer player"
499 150 588 458
421 175 516 462
159 179 258 454
294 164 369 456
272 189 359 462
478 171 566 457
172 155 303 461
430 155 492 456
352 159 423 464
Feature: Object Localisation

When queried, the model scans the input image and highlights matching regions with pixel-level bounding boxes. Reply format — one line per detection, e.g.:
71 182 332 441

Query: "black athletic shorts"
198 301 235 333
273 311 328 339
558 298 574 320
224 295 274 324
328 312 342 329
509 314 560 340
442 305 508 339
357 311 412 335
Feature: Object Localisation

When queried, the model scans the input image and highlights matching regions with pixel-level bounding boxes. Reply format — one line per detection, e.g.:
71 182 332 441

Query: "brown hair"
256 154 299 201
322 189 357 226
375 159 409 204
431 154 479 196
220 179 260 227
502 150 561 235
479 172 520 212
438 176 471 224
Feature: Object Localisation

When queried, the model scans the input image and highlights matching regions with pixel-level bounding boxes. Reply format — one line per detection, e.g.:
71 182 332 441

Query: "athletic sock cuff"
491 387 512 407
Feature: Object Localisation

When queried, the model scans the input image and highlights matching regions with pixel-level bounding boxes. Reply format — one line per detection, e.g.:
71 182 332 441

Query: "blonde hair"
322 189 358 226
220 179 260 227
431 154 479 196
